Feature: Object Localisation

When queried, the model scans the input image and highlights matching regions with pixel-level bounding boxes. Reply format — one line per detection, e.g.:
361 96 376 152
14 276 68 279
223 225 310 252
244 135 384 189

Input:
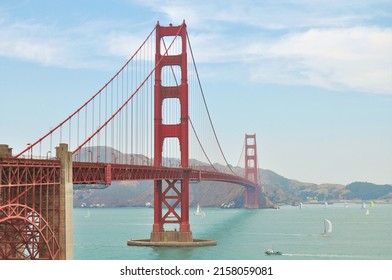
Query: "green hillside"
73 147 392 208
345 182 392 200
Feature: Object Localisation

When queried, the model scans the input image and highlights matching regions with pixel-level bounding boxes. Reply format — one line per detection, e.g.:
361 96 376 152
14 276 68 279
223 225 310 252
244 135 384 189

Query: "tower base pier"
127 231 216 247
150 231 193 242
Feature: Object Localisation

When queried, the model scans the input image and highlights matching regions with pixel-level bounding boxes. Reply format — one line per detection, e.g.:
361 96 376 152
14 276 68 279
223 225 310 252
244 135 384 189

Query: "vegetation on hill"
344 182 392 200
73 148 392 208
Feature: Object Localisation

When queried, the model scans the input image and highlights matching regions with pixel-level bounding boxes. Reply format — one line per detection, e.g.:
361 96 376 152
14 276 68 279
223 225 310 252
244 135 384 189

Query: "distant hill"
344 182 392 200
73 147 392 208
261 169 351 203
74 169 392 208
74 180 250 208
261 172 392 204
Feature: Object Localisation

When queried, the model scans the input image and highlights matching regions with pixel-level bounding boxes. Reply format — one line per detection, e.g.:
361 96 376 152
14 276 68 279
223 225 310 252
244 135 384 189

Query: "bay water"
74 203 392 260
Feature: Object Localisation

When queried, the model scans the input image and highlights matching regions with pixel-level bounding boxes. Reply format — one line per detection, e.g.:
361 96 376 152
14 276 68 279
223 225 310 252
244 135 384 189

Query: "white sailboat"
320 219 332 237
85 210 91 218
194 203 206 218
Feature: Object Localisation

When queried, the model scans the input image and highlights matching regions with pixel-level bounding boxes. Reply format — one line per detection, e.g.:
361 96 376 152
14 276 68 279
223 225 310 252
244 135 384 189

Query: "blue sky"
0 0 391 185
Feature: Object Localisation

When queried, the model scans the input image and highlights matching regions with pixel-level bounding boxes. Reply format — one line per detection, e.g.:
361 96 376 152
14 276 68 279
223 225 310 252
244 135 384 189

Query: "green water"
74 203 392 260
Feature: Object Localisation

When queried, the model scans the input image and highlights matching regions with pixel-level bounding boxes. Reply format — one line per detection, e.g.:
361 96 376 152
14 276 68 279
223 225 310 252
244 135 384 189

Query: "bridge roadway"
0 157 257 190
73 161 257 189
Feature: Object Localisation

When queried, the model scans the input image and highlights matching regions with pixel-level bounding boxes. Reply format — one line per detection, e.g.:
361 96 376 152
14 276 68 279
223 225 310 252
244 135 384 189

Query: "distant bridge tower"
151 21 192 242
244 134 259 208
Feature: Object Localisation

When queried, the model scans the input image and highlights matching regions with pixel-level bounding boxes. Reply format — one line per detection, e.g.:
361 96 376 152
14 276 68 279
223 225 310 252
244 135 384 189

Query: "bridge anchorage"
0 21 261 258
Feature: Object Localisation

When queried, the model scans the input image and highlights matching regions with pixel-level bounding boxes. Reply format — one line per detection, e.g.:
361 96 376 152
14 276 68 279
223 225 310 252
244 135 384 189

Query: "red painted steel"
72 162 257 188
153 21 190 233
244 134 259 208
0 155 258 259
0 158 61 259
0 22 262 258
15 26 158 159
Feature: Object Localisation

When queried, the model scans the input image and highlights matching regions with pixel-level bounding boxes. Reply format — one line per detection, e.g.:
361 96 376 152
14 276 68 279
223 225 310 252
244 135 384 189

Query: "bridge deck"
0 158 257 189
73 161 257 189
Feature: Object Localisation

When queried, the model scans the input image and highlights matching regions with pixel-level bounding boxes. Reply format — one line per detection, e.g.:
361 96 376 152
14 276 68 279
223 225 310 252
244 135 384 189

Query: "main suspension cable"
15 25 157 158
236 138 245 168
186 31 236 175
73 25 184 155
161 38 216 171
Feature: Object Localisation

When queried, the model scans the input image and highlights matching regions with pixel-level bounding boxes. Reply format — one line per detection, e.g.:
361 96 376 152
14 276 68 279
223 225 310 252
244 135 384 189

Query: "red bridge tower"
244 134 259 208
151 21 192 242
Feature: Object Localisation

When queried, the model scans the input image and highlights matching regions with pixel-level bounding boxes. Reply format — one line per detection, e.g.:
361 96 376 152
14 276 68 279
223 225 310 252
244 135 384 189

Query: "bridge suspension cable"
14 22 241 177
236 139 246 168
186 32 237 175
15 25 158 160
16 25 186 165
74 24 185 163
160 38 216 171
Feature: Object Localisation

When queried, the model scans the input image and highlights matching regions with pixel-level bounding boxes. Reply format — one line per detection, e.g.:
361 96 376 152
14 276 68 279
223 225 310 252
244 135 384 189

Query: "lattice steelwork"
0 21 262 256
0 158 61 259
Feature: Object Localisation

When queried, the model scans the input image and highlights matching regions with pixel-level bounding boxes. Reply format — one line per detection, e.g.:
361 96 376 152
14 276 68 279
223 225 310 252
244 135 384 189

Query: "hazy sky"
0 0 391 185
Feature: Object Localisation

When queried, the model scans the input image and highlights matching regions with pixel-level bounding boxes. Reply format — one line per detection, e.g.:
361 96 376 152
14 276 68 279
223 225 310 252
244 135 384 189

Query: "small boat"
194 203 206 217
85 210 91 218
320 219 332 237
265 248 282 255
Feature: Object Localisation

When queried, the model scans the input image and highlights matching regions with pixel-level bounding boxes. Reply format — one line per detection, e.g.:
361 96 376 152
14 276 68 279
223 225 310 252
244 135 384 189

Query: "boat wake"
261 232 309 237
282 253 365 259
114 223 151 226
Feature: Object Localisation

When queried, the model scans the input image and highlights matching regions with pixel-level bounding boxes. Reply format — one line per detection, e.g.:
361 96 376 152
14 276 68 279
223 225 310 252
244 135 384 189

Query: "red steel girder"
0 203 60 260
72 161 258 189
0 158 61 187
0 158 61 260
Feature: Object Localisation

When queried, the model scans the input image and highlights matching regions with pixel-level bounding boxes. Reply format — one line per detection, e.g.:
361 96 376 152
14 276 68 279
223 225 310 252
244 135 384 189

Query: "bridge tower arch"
244 134 259 208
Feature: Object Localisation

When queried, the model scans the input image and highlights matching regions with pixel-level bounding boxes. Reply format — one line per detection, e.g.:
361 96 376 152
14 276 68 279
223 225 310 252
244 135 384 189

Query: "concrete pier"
127 231 217 247
0 144 12 157
56 144 74 260
150 231 193 242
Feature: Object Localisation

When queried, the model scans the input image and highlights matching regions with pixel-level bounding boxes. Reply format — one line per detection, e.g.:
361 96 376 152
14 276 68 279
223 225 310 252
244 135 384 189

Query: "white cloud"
186 26 392 95
104 32 149 58
1 1 390 95
133 0 392 95
246 27 392 95
136 0 390 31
0 21 68 66
0 18 151 69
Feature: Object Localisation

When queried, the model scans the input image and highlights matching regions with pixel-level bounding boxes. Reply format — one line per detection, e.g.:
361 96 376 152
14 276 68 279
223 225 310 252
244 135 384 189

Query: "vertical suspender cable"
105 87 108 163
161 37 215 170
186 32 236 175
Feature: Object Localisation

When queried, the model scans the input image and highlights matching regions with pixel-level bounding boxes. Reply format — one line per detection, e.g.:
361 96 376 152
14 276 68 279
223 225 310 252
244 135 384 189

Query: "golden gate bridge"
0 21 260 259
